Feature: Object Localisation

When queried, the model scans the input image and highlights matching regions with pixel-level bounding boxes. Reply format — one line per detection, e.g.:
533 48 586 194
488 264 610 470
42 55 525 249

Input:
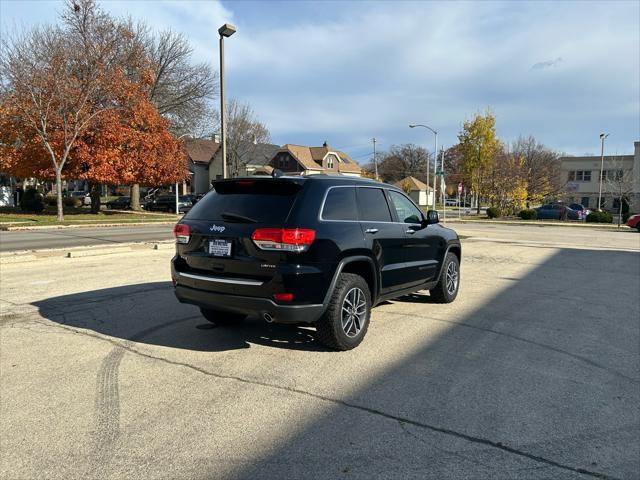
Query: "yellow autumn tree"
457 110 500 214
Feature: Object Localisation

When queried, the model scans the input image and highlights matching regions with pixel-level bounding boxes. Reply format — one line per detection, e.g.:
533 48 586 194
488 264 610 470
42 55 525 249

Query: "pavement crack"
30 317 620 480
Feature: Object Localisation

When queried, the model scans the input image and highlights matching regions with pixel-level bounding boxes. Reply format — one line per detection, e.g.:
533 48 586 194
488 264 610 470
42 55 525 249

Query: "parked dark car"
171 176 461 350
105 196 147 210
147 195 194 213
569 203 591 220
535 203 580 220
105 196 131 210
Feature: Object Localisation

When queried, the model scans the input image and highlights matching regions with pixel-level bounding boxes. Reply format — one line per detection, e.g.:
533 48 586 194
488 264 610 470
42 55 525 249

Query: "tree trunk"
89 183 101 214
55 168 64 222
130 183 141 211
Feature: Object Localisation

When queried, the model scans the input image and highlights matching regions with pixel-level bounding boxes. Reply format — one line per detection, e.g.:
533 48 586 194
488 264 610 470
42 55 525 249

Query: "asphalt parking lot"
1 225 639 479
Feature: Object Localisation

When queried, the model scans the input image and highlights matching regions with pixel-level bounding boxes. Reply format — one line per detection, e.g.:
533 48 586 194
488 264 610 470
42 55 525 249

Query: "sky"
1 0 639 162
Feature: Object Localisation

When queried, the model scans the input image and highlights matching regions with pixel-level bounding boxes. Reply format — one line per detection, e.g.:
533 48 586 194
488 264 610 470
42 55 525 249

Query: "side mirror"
425 210 439 225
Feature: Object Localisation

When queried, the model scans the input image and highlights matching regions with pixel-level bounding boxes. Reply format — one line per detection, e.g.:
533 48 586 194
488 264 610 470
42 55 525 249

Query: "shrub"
586 211 613 223
63 196 82 208
519 209 537 220
44 195 57 206
19 188 44 213
486 207 501 219
622 212 634 223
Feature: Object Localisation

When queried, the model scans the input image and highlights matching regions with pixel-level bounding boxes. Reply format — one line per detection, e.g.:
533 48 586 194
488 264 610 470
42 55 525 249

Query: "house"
269 142 361 176
184 138 219 195
559 141 639 213
394 176 433 207
184 138 280 193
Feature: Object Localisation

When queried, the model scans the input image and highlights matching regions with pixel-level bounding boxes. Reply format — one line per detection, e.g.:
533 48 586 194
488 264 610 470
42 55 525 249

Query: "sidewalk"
442 217 626 229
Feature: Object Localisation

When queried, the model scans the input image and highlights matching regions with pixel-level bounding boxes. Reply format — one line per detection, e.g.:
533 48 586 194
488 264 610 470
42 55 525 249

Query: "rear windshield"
185 179 302 224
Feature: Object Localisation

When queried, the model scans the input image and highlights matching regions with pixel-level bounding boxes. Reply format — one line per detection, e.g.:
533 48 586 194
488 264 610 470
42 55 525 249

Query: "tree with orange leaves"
0 0 187 220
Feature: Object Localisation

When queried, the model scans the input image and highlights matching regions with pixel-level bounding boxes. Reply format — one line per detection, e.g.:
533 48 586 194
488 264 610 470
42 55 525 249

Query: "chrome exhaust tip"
263 313 274 323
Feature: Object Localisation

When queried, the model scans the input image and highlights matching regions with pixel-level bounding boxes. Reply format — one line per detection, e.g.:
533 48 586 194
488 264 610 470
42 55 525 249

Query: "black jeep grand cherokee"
172 175 461 350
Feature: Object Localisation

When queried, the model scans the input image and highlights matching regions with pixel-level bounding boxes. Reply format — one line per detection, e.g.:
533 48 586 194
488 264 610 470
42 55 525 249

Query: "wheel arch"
322 255 378 308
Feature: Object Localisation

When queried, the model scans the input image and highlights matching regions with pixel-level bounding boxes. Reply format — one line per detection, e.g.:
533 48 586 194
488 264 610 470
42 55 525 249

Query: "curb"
0 240 175 264
2 221 177 231
442 219 626 230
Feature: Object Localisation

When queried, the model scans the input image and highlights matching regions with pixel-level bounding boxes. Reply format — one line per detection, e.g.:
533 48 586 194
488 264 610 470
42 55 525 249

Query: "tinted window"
186 179 302 224
322 187 357 221
388 191 423 224
357 188 392 222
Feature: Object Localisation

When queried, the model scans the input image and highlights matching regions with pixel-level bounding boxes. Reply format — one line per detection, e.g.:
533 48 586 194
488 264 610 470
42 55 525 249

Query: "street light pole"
372 137 378 180
409 124 437 209
597 133 609 211
218 23 236 180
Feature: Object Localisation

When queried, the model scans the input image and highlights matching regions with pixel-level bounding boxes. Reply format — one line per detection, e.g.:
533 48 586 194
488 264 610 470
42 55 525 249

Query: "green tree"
457 111 500 214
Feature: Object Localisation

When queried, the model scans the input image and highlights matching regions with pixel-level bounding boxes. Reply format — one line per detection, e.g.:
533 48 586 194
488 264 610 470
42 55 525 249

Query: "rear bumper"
174 284 325 324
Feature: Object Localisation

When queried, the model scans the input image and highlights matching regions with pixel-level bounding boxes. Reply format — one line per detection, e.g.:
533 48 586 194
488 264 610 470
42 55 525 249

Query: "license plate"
208 239 232 257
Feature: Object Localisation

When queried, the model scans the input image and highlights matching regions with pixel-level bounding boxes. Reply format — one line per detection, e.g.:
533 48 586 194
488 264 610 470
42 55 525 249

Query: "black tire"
429 252 460 303
316 273 371 351
200 308 246 326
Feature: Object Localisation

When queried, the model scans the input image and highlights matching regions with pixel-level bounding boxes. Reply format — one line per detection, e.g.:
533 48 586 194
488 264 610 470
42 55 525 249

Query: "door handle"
406 229 416 234
365 228 379 234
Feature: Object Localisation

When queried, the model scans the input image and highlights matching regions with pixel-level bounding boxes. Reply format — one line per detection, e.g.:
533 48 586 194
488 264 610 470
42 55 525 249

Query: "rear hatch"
174 178 305 296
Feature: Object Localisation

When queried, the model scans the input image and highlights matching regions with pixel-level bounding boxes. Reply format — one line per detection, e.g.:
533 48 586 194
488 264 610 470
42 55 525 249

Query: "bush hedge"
44 195 57 206
586 211 613 223
19 188 44 213
519 209 537 220
486 207 501 219
63 196 83 208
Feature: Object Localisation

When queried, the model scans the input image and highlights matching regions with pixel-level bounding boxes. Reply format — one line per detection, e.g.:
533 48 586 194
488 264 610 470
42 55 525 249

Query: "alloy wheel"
341 287 367 338
446 260 459 296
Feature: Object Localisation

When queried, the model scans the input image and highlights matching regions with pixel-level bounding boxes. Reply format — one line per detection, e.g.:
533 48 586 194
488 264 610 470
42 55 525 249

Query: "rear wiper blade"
220 212 257 223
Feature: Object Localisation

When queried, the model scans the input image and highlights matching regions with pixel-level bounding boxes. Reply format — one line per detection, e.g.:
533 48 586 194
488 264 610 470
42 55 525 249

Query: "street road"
2 221 638 252
0 224 174 252
1 228 639 479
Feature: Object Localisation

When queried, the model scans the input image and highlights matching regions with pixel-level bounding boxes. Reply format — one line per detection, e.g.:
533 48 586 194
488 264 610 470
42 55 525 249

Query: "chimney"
323 141 328 147
213 134 220 143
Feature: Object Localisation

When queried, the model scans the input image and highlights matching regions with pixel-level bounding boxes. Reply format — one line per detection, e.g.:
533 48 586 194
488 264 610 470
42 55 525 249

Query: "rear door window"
322 187 357 221
186 179 302 224
357 187 392 222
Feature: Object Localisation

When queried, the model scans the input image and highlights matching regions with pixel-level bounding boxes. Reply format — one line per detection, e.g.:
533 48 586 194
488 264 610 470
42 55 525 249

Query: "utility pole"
372 138 379 180
597 133 609 211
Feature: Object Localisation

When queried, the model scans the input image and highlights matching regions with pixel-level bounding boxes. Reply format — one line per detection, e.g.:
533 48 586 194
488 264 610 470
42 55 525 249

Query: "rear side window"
357 187 392 222
185 180 302 224
322 187 357 221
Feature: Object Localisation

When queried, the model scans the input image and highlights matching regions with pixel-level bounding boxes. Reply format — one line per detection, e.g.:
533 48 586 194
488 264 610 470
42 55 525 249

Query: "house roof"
244 143 281 166
279 143 361 174
394 176 432 191
184 138 219 164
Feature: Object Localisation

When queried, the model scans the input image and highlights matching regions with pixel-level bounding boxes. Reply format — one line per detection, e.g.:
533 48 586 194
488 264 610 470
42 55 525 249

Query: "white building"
559 141 639 213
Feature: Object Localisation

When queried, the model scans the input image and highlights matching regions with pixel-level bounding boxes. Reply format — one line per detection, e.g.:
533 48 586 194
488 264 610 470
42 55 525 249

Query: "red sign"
457 182 462 193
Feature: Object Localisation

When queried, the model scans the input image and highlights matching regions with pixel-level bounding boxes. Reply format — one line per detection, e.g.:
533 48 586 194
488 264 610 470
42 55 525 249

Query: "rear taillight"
273 293 294 302
173 223 190 244
251 228 316 252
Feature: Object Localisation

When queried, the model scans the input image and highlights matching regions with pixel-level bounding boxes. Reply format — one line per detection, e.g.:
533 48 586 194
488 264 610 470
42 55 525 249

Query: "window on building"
325 154 338 169
601 169 625 181
570 170 591 181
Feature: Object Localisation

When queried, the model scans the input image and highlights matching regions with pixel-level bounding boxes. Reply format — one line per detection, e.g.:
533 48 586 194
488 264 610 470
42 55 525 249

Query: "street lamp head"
409 124 416 128
600 133 609 139
218 23 237 37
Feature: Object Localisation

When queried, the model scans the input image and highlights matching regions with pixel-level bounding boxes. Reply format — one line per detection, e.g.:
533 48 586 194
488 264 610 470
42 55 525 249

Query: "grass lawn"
0 206 178 229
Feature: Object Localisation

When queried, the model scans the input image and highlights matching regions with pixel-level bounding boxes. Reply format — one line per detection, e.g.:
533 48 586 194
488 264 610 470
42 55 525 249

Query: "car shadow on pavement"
33 281 327 352
227 247 640 480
